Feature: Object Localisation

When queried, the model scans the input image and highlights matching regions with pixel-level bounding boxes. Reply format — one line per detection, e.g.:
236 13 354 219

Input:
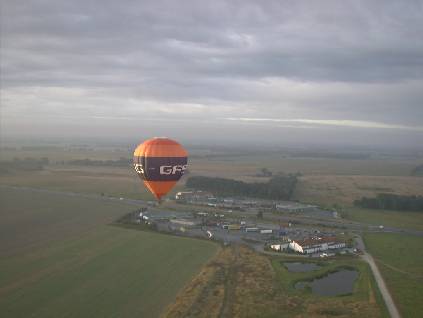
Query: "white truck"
260 229 273 234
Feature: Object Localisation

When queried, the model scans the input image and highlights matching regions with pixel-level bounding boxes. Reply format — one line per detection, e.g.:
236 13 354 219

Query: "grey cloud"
1 0 423 147
3 0 423 84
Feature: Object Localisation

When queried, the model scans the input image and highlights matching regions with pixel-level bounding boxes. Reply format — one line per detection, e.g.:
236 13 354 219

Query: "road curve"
356 236 401 318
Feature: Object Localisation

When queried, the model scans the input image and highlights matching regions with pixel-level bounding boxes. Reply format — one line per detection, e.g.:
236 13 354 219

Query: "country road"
0 184 146 206
355 236 401 318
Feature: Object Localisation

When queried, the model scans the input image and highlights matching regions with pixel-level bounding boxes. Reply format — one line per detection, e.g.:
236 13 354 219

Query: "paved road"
355 236 401 318
3 185 422 236
262 212 423 236
230 208 423 237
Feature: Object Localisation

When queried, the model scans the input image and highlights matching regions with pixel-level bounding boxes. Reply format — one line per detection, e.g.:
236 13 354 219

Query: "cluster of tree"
0 146 17 151
290 151 370 160
186 174 298 200
21 146 61 150
68 157 131 167
354 193 423 211
0 157 49 174
256 168 272 177
411 164 423 176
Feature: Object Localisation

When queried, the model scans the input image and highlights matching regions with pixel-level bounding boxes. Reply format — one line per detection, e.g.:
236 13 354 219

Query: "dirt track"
356 236 401 318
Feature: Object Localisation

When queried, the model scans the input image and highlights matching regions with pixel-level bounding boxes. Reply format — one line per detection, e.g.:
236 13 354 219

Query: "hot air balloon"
133 137 188 201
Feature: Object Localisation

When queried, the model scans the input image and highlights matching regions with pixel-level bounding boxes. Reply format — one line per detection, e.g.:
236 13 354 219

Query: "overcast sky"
1 0 422 148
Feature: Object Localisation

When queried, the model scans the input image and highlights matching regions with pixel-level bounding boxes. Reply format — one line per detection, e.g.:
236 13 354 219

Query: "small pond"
295 269 358 296
284 262 321 272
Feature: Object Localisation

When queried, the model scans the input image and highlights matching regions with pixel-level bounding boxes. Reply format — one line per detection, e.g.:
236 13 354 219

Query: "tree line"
185 174 298 200
411 164 423 176
0 157 49 174
68 157 131 167
354 193 423 211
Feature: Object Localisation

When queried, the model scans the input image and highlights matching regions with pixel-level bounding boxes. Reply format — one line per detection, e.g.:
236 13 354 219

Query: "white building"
170 219 196 226
270 243 290 252
289 241 304 253
290 237 346 254
275 203 317 213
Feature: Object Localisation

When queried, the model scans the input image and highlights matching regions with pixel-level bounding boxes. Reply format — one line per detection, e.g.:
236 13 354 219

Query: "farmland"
293 175 423 206
342 207 423 231
1 146 423 206
0 186 135 256
189 153 421 178
0 187 219 317
0 166 153 201
363 233 423 318
189 153 423 207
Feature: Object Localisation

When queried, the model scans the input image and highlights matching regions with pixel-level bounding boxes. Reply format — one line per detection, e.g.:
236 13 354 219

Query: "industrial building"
270 242 290 252
175 191 215 202
290 236 346 254
275 203 318 213
269 236 346 255
169 218 197 227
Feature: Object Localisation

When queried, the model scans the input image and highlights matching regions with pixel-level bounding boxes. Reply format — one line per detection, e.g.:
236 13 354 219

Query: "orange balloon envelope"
133 137 188 200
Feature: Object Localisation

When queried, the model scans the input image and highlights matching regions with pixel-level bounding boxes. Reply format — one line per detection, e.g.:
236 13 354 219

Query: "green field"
0 167 154 200
190 153 421 177
0 226 218 318
271 256 389 317
0 165 189 201
0 146 131 162
0 186 135 256
342 208 423 231
364 233 423 318
0 187 219 317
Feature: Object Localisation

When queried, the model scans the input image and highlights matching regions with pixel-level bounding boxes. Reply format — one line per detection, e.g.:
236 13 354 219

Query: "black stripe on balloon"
133 156 188 181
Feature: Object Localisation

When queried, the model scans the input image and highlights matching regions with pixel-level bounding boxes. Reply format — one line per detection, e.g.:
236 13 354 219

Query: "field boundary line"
375 258 423 279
